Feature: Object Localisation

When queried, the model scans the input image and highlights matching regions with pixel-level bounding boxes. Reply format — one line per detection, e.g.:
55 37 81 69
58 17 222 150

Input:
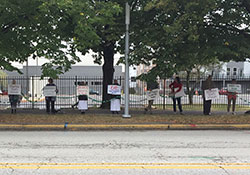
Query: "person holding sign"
8 79 21 114
43 78 58 114
145 78 159 114
72 81 89 114
109 79 121 114
169 77 184 114
226 79 238 115
202 75 214 115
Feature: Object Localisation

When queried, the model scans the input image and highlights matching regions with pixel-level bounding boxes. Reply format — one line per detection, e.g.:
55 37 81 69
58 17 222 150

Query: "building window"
131 77 136 82
240 69 243 76
93 82 102 85
233 68 237 76
227 68 230 76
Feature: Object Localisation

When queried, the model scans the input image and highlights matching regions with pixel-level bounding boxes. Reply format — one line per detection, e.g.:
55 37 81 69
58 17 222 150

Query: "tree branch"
242 0 250 13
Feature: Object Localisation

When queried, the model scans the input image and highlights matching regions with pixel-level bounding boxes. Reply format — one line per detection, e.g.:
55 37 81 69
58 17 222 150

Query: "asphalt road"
0 131 250 175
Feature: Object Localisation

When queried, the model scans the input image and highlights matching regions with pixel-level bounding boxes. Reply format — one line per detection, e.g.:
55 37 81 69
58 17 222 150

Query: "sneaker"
180 112 184 115
232 112 236 115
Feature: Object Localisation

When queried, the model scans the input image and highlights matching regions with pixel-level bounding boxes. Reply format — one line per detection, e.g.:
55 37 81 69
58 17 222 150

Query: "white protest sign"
77 86 89 95
108 85 121 95
205 88 219 101
43 86 56 97
8 84 21 95
227 84 241 93
146 89 159 101
174 87 185 98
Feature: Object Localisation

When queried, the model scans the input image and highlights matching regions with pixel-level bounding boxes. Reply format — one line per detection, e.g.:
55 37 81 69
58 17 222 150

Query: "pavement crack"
9 166 15 174
218 165 230 175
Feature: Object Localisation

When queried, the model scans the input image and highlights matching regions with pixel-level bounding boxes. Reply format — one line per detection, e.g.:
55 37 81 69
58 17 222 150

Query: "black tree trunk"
101 42 115 109
186 70 194 105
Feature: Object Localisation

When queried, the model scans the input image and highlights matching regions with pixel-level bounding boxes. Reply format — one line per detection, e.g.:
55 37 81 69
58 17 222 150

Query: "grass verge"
0 113 250 125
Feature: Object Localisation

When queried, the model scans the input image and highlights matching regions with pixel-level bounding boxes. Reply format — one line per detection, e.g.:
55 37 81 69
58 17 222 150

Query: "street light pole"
123 2 131 118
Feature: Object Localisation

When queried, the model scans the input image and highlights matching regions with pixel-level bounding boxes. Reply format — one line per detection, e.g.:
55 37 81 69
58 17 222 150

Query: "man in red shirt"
169 77 183 114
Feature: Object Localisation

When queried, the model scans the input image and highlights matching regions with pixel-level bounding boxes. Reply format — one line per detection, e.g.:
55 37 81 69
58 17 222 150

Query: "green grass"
0 113 250 125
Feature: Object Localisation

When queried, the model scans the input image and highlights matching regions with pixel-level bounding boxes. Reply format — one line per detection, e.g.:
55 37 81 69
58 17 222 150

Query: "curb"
1 124 250 130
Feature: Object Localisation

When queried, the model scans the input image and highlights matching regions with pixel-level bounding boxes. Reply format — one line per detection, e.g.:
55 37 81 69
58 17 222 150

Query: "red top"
169 81 183 93
226 92 237 100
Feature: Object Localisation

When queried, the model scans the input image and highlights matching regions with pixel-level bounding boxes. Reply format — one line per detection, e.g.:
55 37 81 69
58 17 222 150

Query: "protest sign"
146 89 159 101
43 86 56 97
8 84 21 95
205 88 219 101
174 87 185 98
227 84 241 93
108 85 121 95
77 86 89 96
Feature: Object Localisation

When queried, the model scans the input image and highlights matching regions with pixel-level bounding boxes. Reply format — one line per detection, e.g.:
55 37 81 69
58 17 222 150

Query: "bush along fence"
0 76 250 109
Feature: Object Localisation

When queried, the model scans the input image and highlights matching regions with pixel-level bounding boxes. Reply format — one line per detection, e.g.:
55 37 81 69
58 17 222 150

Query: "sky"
12 51 121 68
11 51 137 76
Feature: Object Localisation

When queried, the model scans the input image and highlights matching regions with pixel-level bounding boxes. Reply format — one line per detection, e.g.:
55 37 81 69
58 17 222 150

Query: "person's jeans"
203 99 212 115
173 97 183 112
228 98 236 112
145 100 154 112
46 97 55 113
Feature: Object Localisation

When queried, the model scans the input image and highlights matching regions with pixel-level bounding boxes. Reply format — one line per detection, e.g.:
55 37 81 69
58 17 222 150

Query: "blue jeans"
172 97 183 112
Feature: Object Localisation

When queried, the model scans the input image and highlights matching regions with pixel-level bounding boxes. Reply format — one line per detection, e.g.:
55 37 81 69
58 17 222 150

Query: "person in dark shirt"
145 78 159 114
45 78 58 114
72 81 88 114
110 79 121 114
202 75 214 115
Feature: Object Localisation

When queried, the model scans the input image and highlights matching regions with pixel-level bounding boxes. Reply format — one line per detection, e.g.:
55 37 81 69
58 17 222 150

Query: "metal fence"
1 76 250 109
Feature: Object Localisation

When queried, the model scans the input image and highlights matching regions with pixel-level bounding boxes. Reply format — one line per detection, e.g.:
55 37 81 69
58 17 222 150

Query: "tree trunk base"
100 102 110 109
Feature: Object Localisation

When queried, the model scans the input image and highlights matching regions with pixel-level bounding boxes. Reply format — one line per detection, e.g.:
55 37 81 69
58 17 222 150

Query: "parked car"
183 87 203 95
1 90 8 95
193 88 203 95
89 89 99 95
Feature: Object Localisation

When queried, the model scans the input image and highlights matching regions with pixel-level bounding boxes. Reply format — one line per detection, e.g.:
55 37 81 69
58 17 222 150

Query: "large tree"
0 0 91 76
129 0 250 104
68 0 151 108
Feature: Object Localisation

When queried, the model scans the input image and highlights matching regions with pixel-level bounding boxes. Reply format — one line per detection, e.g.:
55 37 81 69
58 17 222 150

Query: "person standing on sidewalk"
72 81 88 114
227 79 237 115
145 77 159 114
202 75 214 115
110 79 121 114
8 79 19 114
44 78 58 114
169 77 184 114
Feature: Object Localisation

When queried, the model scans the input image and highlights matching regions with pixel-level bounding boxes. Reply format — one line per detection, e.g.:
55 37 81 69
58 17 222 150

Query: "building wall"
3 66 124 96
226 61 244 76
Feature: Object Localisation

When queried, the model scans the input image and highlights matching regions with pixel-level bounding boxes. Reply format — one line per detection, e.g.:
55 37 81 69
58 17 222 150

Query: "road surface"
0 131 250 174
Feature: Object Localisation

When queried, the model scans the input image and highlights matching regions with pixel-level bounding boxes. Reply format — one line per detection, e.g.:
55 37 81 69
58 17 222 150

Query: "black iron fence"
0 76 250 109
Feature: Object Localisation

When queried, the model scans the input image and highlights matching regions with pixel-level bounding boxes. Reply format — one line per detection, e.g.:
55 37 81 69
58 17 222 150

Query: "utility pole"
122 2 131 118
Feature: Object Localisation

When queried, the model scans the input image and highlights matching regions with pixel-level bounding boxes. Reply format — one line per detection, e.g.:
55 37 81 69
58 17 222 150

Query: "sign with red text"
77 86 89 96
108 85 121 95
